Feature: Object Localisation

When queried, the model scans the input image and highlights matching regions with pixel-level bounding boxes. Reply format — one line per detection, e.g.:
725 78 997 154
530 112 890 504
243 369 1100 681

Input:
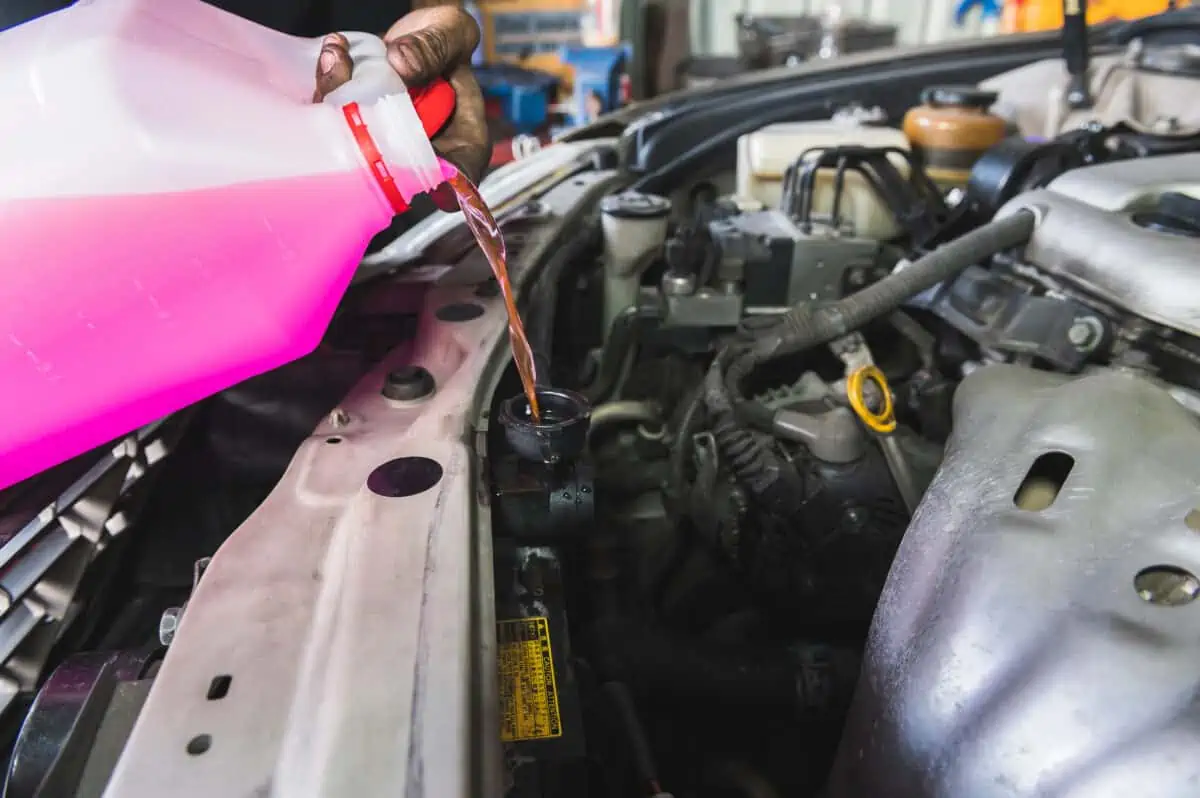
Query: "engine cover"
829 364 1200 798
1045 152 1200 212
997 154 1200 337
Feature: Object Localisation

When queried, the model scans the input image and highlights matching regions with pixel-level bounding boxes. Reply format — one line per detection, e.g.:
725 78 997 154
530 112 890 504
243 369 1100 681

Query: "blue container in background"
560 44 631 126
475 63 560 133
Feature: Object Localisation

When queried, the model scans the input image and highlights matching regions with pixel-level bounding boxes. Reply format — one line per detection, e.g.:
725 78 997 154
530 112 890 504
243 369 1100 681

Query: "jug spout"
342 93 446 213
323 35 456 211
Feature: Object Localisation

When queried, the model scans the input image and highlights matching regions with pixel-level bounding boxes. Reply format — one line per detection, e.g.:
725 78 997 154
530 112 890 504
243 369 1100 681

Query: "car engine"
8 15 1200 798
474 44 1200 796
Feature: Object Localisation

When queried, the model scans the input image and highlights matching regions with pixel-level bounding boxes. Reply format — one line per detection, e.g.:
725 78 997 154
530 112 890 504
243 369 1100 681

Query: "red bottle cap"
410 78 457 138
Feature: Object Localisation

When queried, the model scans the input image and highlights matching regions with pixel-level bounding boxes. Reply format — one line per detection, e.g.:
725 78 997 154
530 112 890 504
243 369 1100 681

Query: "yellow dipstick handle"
847 365 897 434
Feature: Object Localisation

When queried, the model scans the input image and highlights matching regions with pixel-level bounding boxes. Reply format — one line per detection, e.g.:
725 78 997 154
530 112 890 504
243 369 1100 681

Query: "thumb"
385 6 481 86
313 33 353 103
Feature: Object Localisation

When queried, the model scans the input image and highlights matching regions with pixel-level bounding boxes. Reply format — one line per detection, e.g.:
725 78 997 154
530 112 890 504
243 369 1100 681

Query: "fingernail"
318 48 337 75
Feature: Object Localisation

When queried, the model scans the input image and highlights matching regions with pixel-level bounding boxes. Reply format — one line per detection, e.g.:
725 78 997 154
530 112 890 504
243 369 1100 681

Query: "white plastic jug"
0 0 457 490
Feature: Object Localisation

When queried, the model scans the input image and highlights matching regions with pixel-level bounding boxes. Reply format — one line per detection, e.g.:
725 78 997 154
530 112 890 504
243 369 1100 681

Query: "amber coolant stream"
447 170 542 422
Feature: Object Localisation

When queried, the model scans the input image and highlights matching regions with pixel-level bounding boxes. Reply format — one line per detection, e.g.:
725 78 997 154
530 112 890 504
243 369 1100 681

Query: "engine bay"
7 17 1200 798
475 35 1200 798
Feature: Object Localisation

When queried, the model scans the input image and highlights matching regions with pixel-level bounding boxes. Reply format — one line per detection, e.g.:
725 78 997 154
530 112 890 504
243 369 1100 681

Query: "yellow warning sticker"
497 616 563 742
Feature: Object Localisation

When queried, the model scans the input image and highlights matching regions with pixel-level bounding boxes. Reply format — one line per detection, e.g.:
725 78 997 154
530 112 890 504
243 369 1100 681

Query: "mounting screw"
1067 317 1103 351
159 606 183 647
661 271 696 297
382 366 436 402
328 408 351 429
1153 116 1181 134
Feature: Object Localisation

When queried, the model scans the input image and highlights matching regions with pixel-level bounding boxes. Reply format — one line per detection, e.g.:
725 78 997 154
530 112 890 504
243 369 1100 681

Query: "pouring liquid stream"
446 169 542 422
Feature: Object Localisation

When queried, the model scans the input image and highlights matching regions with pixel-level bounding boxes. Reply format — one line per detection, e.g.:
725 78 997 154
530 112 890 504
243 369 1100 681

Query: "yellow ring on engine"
847 365 897 434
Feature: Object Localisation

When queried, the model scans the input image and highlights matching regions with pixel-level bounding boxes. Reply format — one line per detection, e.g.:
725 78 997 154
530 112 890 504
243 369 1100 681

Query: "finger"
313 33 353 103
385 6 481 86
432 65 491 184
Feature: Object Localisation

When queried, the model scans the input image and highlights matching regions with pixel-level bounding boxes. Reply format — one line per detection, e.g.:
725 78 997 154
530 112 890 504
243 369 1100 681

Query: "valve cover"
828 364 1200 798
996 153 1200 338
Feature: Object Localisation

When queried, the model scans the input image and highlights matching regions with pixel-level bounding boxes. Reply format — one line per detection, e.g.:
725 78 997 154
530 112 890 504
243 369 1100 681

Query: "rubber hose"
584 303 663 404
602 682 661 791
711 414 777 494
587 400 662 446
702 350 800 514
706 210 1036 503
762 209 1037 361
657 389 706 605
666 384 706 510
726 210 1036 397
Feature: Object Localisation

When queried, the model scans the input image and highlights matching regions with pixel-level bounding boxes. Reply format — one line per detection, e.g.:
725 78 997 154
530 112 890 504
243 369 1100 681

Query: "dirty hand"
313 5 490 210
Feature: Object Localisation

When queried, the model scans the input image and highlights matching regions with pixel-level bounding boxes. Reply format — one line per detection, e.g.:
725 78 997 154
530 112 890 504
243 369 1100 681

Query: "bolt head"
159 607 183 647
1067 317 1101 350
382 365 436 402
661 272 696 297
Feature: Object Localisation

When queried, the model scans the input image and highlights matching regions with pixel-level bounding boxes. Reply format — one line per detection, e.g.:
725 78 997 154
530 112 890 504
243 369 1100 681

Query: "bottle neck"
344 94 444 216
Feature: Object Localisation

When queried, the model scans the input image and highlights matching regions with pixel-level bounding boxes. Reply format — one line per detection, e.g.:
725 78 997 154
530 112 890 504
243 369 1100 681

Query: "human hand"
313 5 491 210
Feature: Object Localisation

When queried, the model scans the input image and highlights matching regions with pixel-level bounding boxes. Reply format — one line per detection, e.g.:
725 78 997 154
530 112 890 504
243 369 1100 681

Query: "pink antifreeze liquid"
0 0 457 490
0 172 394 489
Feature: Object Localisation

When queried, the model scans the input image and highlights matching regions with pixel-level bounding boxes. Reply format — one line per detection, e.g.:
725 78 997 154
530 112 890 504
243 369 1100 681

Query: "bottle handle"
320 33 456 138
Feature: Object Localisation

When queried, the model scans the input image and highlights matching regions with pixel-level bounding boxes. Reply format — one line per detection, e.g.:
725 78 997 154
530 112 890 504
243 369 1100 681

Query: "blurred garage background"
465 0 1184 165
689 0 994 55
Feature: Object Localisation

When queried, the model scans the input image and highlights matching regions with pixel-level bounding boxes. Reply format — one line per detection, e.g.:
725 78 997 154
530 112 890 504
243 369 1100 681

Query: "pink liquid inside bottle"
0 0 455 489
